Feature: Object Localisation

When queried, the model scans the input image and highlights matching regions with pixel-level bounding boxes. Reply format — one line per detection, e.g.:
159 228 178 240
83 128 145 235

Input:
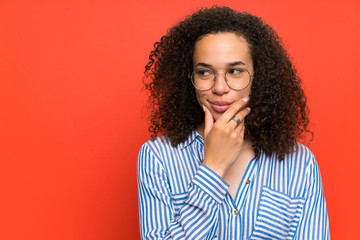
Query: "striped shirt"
137 130 330 239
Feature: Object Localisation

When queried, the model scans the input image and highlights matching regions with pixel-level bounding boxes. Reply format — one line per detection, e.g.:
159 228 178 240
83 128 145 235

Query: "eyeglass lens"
192 68 251 91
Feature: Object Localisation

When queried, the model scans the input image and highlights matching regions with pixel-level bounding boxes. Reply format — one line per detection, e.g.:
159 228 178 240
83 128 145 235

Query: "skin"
193 33 255 198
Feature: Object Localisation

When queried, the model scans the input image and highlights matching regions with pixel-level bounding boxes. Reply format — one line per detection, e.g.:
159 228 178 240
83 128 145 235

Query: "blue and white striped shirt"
137 130 330 239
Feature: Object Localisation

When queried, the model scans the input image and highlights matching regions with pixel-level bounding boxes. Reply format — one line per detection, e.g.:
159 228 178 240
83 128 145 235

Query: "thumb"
203 105 214 139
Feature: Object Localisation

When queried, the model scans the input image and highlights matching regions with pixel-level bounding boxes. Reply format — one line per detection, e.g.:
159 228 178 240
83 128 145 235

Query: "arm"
137 144 229 240
295 157 330 239
137 97 250 239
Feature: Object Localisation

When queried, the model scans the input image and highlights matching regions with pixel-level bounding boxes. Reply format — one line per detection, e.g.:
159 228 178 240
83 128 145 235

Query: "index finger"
216 96 249 124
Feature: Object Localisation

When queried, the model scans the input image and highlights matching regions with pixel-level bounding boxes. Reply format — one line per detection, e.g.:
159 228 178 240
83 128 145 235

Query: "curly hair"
143 6 312 160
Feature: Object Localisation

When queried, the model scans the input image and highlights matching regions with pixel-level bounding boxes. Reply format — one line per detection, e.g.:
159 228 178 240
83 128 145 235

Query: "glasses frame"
191 68 254 91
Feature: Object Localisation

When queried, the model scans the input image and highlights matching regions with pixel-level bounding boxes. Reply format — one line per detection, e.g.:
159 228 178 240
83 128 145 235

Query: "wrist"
202 159 227 178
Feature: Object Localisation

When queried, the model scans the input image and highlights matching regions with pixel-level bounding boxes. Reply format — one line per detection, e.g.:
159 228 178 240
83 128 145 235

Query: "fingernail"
202 104 205 112
247 107 251 112
243 96 249 102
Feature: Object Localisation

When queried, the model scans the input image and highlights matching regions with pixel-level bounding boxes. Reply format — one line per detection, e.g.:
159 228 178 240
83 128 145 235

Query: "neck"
196 122 205 137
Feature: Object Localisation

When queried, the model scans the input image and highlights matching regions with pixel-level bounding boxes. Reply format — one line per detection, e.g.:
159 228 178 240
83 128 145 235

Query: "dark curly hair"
144 6 312 160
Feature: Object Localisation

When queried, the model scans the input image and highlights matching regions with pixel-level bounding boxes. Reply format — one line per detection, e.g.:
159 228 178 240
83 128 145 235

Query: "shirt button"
234 210 239 215
246 180 251 184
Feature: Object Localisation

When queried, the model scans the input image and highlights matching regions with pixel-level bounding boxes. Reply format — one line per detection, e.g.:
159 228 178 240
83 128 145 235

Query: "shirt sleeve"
295 156 330 239
137 143 229 239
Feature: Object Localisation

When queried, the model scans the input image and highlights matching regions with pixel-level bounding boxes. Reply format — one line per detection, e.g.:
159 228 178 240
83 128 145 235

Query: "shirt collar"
179 130 204 149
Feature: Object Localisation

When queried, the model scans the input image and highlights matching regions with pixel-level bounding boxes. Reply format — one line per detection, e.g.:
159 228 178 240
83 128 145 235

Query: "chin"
211 112 223 121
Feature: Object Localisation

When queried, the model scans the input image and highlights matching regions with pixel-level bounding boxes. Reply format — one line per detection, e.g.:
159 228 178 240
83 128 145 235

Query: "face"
193 32 254 121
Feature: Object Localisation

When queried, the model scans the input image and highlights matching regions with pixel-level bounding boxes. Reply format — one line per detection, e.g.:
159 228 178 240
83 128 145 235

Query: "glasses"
191 68 253 91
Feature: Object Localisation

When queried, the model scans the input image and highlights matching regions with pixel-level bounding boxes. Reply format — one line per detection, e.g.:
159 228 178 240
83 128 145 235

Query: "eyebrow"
195 61 246 68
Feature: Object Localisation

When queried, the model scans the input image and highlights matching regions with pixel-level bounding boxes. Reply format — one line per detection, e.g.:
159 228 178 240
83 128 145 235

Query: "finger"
203 105 214 139
235 121 246 139
232 112 248 139
217 97 249 125
233 108 250 140
228 115 242 128
228 106 251 128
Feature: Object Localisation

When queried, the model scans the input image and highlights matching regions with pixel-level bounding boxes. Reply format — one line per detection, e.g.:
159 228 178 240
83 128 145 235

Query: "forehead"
193 32 252 66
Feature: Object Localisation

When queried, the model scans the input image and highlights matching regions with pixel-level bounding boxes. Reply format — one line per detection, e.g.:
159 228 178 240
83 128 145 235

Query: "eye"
228 68 245 75
195 69 213 76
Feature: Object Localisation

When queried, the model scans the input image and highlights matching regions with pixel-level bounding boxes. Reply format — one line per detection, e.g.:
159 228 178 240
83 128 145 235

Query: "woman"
138 6 329 239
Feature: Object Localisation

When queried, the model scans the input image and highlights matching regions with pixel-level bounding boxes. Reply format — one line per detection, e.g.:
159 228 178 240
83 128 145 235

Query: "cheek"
237 85 252 100
195 91 205 105
238 89 251 100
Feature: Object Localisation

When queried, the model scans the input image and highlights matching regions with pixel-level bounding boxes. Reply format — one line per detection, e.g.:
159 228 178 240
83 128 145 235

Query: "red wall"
1 0 359 239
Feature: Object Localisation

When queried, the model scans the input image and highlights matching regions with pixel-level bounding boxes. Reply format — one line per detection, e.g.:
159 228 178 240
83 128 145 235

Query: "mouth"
209 101 232 113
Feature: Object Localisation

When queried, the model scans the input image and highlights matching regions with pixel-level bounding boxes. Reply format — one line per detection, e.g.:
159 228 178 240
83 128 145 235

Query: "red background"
0 0 359 239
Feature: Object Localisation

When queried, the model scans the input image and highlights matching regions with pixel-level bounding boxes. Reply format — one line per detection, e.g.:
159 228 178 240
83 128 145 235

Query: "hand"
202 97 251 178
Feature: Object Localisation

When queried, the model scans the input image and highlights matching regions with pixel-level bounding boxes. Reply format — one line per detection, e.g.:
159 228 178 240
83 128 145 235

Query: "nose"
212 73 230 94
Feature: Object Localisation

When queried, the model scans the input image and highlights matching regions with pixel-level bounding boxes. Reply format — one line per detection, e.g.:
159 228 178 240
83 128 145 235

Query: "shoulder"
138 131 202 171
138 130 201 161
137 136 172 179
282 143 322 188
280 143 319 180
139 135 175 161
283 142 316 167
260 142 316 170
138 134 185 171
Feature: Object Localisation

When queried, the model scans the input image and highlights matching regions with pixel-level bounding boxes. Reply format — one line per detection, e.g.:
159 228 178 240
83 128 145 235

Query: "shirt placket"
227 159 258 239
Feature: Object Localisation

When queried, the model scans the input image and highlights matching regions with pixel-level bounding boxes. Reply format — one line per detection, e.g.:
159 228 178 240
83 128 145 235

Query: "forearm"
138 146 229 240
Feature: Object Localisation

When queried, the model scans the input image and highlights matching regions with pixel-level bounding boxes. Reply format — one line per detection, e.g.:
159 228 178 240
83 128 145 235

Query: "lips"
209 101 232 113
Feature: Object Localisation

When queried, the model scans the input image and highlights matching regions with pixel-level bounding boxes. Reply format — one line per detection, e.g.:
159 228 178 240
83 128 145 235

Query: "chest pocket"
171 192 188 218
250 186 305 240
